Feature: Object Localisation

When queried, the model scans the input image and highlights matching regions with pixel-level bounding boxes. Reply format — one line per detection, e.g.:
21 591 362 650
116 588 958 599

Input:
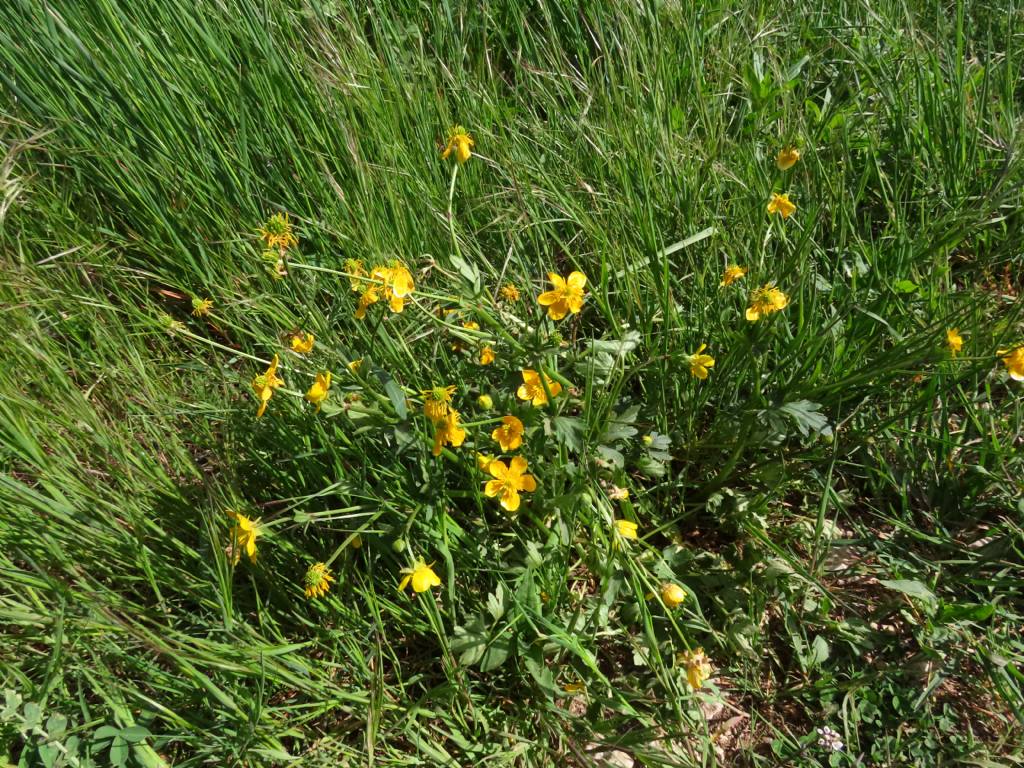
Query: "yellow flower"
304 562 334 599
258 212 298 251
421 384 456 423
344 258 367 292
476 452 495 472
484 456 537 513
678 648 713 689
462 321 480 332
1000 346 1024 381
767 192 796 219
479 345 496 365
399 559 442 593
660 583 687 608
227 510 260 565
373 262 415 313
776 147 800 171
614 519 638 540
354 286 379 320
477 393 493 409
500 283 521 302
491 415 524 452
191 297 213 317
348 358 363 374
720 265 748 287
291 332 314 355
606 485 630 501
946 329 963 356
252 354 284 418
687 344 715 379
441 125 474 164
517 369 562 406
432 409 467 457
537 271 587 320
305 372 332 411
745 284 789 322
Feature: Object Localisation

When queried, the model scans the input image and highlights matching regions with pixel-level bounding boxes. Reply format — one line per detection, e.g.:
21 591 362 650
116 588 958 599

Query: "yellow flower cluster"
258 212 299 279
349 261 415 320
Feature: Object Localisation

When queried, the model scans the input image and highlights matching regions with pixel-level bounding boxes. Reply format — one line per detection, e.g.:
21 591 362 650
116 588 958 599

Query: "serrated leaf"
892 278 919 294
776 399 832 438
548 415 583 452
596 445 624 468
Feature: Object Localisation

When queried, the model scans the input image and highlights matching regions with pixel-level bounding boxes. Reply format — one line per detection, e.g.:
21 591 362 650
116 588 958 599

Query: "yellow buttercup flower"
483 456 537 513
480 346 496 365
348 358 363 374
767 192 796 219
946 329 963 356
432 409 467 456
258 212 298 251
614 519 638 540
191 297 213 317
537 271 587 321
227 510 260 565
776 147 800 171
500 283 521 302
477 393 493 410
1000 346 1024 380
476 452 495 472
252 354 284 418
491 415 524 452
517 369 562 406
660 583 687 608
422 384 456 423
720 265 747 287
399 559 442 593
304 562 334 599
687 344 715 379
376 262 415 313
291 332 314 355
745 284 789 322
678 648 713 689
305 372 332 411
441 125 474 164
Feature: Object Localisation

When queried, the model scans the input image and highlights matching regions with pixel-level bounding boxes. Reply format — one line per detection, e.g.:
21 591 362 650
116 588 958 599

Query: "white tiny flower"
816 726 844 752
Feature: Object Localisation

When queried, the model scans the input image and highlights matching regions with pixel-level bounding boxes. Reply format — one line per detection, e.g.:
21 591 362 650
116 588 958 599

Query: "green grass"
1 0 1023 765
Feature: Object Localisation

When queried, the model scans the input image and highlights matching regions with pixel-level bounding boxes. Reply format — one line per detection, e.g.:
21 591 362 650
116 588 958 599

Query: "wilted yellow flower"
480 346 496 365
517 369 562 406
252 354 284 418
227 510 260 565
776 147 800 171
687 344 715 379
1000 346 1024 380
767 192 796 219
291 332 314 355
304 562 334 599
344 258 367 292
500 283 521 302
399 559 442 593
432 409 467 457
946 329 963 356
348 358 363 374
537 271 587 321
483 456 537 513
441 125 474 164
159 313 185 335
745 284 789 322
269 258 287 280
258 212 298 251
305 372 332 411
606 485 630 501
476 452 495 472
720 265 748 287
660 583 687 608
491 415 524 452
191 297 213 317
678 648 713 689
422 384 456 423
614 519 638 540
477 393 493 409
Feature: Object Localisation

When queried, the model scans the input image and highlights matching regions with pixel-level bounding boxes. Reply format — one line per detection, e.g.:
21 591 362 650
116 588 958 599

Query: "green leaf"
375 371 408 420
548 415 583 452
892 278 919 294
110 736 130 768
776 399 832 438
806 635 830 667
878 579 936 604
